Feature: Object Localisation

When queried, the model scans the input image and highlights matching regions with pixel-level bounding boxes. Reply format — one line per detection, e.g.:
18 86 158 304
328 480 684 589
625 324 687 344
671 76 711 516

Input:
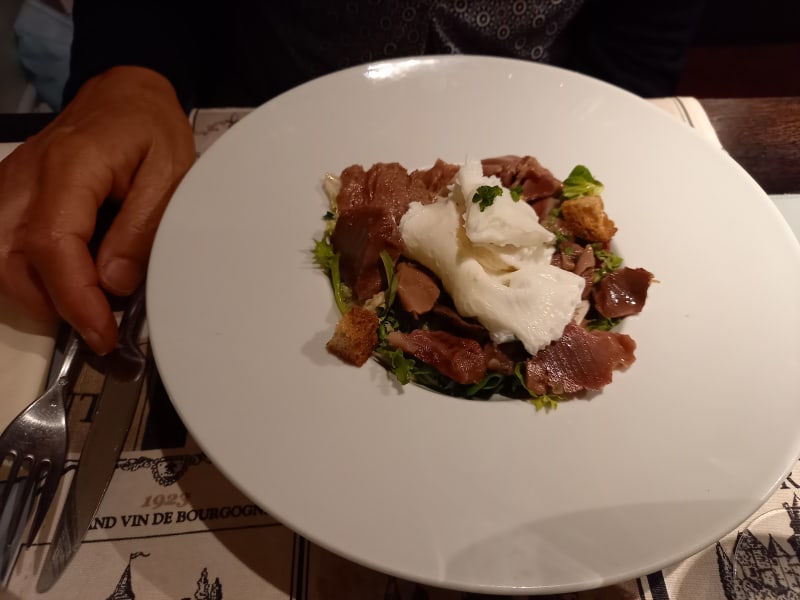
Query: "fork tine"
0 329 82 583
0 454 36 584
26 456 64 545
0 452 23 518
3 457 38 554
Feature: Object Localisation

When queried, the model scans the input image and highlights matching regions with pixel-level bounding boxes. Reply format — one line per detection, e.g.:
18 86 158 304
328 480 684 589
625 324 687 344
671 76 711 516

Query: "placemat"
1 100 798 600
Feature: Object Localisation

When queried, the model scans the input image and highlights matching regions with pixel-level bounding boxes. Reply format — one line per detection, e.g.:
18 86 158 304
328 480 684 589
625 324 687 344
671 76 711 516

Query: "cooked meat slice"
337 159 457 218
410 159 459 203
484 342 526 375
481 155 562 200
574 244 596 300
551 243 595 300
386 329 487 385
331 205 404 302
554 241 582 271
333 161 452 304
396 262 440 317
336 164 369 213
531 195 560 219
428 304 491 343
336 162 420 221
574 244 596 276
525 323 636 396
593 267 654 319
326 306 380 366
560 195 617 243
364 162 420 221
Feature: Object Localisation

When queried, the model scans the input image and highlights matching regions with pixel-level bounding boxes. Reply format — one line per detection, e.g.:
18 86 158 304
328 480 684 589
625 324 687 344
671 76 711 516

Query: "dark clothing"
65 0 705 110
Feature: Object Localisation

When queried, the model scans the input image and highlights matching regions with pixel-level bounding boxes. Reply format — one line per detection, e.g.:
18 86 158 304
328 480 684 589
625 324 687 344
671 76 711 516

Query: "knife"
36 286 148 592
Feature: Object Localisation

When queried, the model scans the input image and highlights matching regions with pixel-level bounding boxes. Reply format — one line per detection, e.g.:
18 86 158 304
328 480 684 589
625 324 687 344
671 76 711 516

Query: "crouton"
326 306 379 366
561 195 617 243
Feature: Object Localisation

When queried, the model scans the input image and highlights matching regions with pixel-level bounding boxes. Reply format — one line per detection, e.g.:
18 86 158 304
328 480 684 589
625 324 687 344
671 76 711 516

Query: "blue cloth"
14 0 73 111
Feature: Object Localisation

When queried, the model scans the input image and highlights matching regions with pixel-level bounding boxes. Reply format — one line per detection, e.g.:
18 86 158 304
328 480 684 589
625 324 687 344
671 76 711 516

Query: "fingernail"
82 328 113 356
101 258 143 295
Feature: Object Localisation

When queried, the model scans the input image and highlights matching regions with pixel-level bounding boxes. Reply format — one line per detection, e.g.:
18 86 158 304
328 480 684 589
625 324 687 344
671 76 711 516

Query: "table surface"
2 96 799 194
1 98 799 599
698 97 800 194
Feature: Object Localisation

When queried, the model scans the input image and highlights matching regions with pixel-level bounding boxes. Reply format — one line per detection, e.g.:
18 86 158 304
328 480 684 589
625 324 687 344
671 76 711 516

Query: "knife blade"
36 286 148 593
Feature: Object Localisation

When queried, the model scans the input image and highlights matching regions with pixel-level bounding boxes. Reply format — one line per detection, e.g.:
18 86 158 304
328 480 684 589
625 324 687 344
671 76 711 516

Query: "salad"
313 155 653 409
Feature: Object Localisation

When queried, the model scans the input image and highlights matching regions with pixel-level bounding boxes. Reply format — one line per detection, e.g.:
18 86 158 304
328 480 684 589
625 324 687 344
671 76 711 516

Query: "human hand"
0 66 195 354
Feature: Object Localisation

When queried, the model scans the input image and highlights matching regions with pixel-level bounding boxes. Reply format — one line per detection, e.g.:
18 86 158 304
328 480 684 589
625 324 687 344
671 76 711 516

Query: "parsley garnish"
472 185 503 211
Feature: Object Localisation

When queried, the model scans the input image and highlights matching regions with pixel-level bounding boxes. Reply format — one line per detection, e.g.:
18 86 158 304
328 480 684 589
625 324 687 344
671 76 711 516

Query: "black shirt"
64 0 705 109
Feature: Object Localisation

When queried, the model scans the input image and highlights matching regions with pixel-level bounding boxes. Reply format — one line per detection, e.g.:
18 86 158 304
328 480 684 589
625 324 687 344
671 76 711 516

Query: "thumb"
96 149 192 295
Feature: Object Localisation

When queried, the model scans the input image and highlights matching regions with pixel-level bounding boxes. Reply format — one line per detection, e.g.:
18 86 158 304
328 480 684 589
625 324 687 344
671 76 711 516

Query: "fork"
0 330 83 581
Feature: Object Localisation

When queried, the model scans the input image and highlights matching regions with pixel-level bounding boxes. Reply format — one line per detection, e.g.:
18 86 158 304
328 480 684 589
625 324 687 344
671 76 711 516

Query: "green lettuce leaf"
562 165 604 199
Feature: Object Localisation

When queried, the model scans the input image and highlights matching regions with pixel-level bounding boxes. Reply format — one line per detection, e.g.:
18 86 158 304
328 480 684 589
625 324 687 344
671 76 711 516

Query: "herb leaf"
377 345 416 385
379 250 398 310
465 372 506 396
312 238 335 271
472 185 503 211
376 309 399 341
562 165 604 199
531 394 561 411
514 363 562 410
312 238 350 315
586 315 623 331
592 245 623 282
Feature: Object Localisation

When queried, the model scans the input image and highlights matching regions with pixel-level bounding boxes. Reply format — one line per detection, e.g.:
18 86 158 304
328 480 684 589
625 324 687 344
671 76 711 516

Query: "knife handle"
118 286 147 353
102 286 148 382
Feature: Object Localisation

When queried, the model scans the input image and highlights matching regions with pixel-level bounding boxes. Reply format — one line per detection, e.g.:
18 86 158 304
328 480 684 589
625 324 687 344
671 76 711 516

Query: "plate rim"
147 54 800 593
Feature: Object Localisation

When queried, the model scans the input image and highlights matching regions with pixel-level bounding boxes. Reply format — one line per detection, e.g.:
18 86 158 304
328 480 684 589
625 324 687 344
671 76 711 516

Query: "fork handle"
55 331 84 391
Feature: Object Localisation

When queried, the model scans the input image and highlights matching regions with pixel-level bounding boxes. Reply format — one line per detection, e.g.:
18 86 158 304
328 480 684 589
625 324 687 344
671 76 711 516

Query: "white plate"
147 56 800 593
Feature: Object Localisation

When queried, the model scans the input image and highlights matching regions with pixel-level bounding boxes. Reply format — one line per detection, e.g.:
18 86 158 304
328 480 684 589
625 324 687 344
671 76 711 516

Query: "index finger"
25 151 119 355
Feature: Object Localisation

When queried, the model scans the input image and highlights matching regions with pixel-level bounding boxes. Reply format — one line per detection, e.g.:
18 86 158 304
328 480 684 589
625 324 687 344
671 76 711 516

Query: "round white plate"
147 55 800 594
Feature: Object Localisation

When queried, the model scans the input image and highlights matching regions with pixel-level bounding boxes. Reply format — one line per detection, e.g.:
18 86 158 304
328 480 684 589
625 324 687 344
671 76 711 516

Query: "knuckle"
38 128 106 179
23 227 60 262
125 215 156 239
39 131 80 168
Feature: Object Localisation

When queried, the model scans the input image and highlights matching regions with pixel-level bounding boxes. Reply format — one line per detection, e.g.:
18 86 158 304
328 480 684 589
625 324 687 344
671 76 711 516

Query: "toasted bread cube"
561 195 617 243
326 306 379 366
